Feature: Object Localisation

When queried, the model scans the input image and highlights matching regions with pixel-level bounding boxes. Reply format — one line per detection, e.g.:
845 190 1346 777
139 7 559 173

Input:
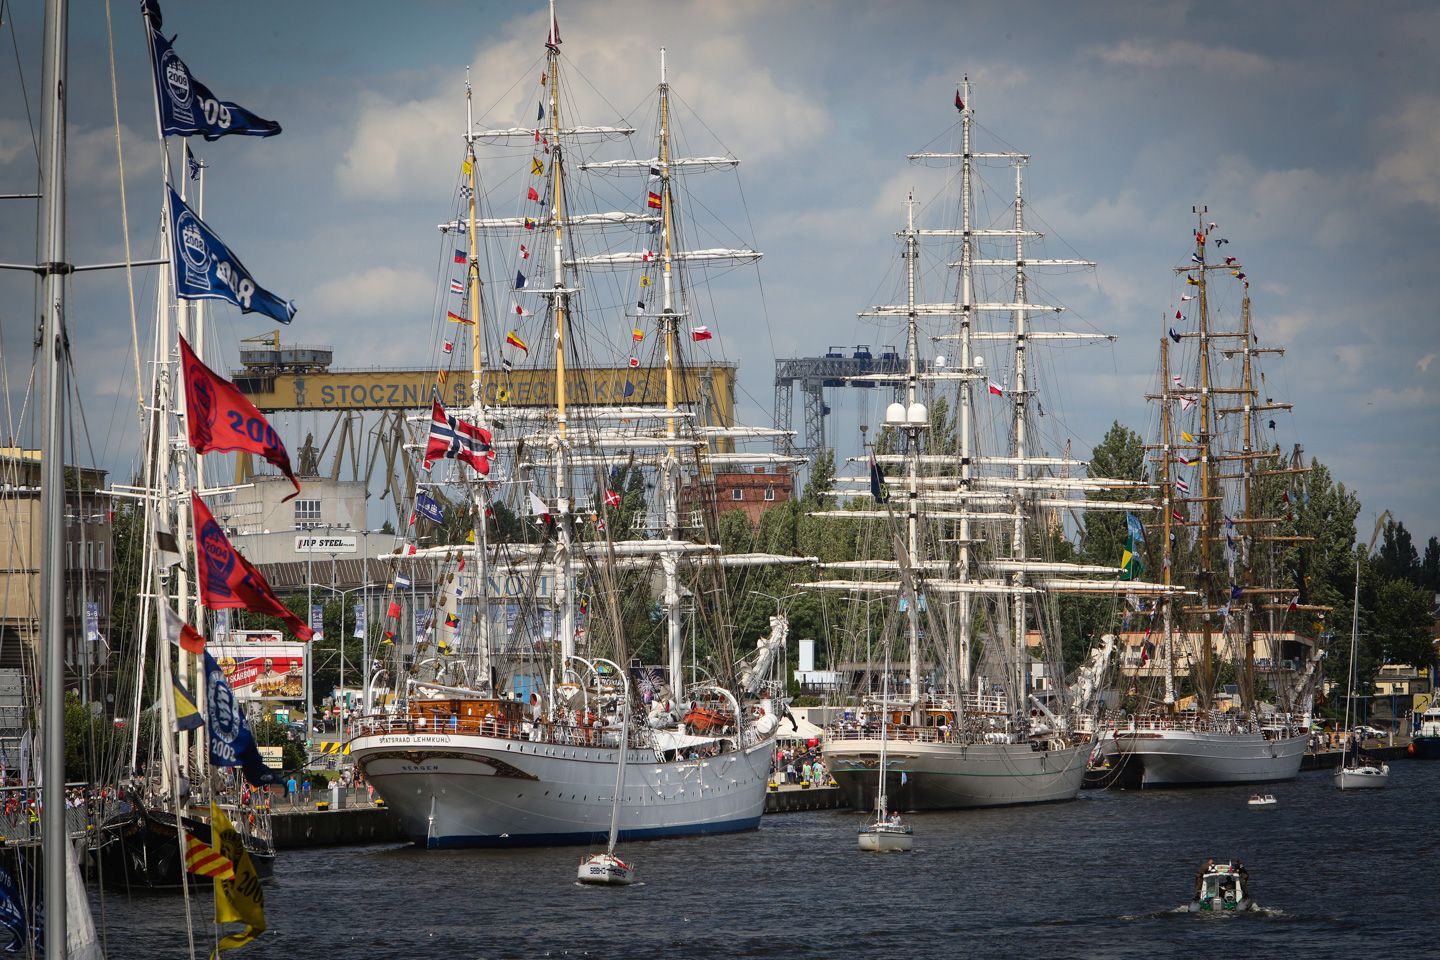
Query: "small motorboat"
1247 794 1277 807
577 853 635 886
858 815 914 853
1189 860 1253 912
1334 760 1389 790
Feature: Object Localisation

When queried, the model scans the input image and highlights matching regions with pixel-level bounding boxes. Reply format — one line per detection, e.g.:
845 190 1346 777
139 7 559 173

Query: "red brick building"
688 466 793 526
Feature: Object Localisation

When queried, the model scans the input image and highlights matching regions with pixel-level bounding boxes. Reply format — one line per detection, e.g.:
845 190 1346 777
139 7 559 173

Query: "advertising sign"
210 642 307 701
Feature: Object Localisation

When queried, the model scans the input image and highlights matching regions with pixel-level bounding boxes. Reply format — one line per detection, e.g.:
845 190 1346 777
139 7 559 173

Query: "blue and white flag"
144 5 281 141
203 650 282 786
415 490 444 525
0 862 31 952
167 187 296 324
1126 512 1145 544
352 602 367 640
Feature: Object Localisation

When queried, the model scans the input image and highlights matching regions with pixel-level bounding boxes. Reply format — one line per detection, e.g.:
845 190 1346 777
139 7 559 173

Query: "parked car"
1351 725 1385 740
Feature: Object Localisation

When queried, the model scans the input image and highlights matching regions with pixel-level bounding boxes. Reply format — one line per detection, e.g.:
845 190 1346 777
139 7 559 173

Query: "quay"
765 783 849 813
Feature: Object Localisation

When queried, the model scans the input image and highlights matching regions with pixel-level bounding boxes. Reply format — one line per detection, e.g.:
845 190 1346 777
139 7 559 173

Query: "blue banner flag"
1126 512 1145 544
167 187 296 324
204 650 282 786
415 490 444 525
144 7 281 141
0 861 31 952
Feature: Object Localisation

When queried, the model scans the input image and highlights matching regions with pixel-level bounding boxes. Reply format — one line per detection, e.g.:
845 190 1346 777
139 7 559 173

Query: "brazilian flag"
1120 534 1146 582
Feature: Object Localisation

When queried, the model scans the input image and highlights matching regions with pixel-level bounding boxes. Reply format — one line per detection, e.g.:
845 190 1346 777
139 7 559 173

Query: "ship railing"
1108 714 1262 736
351 713 645 749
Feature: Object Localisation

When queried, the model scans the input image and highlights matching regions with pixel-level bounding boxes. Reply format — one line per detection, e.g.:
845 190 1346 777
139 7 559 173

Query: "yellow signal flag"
210 802 267 958
1180 431 1195 443
462 159 473 176
639 275 651 287
531 157 545 176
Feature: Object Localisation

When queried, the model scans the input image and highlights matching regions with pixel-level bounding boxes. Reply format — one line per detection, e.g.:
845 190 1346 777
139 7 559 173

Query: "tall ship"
813 80 1175 811
1101 211 1322 786
347 6 805 847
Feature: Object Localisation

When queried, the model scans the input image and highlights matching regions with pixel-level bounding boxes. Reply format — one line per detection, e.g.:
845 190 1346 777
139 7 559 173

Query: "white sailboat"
1335 549 1389 789
817 80 1163 810
348 8 805 848
577 697 636 883
857 636 912 852
1108 213 1318 787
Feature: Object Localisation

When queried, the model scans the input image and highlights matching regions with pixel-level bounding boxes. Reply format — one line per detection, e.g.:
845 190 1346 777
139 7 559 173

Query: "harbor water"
98 761 1436 959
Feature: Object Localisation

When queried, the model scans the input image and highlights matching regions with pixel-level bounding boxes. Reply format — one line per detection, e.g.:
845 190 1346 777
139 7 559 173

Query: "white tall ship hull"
1112 726 1308 787
351 726 774 848
826 736 1087 810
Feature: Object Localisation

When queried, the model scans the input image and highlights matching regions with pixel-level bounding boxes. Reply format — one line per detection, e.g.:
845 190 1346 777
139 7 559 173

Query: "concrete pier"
765 783 849 813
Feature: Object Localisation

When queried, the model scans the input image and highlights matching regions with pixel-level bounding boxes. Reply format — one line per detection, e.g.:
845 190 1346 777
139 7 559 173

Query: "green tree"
1079 421 1147 567
1420 536 1440 592
1375 520 1421 584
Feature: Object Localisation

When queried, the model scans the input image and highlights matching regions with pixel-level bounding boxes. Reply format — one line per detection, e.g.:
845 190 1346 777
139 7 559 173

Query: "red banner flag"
193 493 313 641
179 335 301 502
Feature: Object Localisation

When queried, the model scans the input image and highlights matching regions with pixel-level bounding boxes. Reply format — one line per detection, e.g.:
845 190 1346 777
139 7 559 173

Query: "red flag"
646 191 662 209
690 326 713 342
192 493 313 641
988 381 1004 396
162 605 206 655
604 489 621 507
528 186 541 202
546 5 562 49
387 600 402 619
955 89 964 111
179 336 301 502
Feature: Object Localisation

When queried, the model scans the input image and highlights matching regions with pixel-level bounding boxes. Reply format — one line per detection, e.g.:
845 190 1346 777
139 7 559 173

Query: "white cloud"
336 3 829 202
1087 40 1273 75
1360 385 1427 412
1372 96 1440 210
1418 352 1436 373
307 266 431 318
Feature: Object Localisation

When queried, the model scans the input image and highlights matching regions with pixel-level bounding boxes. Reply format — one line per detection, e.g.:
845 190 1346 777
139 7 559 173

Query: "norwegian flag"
425 400 494 475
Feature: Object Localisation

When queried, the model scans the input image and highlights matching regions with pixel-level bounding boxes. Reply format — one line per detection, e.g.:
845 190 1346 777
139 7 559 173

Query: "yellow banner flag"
210 802 266 958
462 158 473 176
531 157 545 176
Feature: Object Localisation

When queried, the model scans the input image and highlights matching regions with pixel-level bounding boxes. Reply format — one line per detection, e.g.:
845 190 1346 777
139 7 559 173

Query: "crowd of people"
773 743 830 786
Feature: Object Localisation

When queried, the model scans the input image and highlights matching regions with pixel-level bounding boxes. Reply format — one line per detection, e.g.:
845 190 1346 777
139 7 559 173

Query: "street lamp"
310 580 388 735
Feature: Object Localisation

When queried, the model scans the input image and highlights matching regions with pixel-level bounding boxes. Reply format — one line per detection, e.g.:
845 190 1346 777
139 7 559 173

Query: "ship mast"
657 47 685 698
1159 335 1176 706
956 76 976 695
1238 290 1256 714
544 2 578 665
1009 161 1030 711
463 70 493 690
901 194 922 700
37 0 70 938
1193 209 1216 714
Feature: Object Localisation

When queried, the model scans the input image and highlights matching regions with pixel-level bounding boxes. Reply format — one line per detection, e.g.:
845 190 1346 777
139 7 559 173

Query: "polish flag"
988 381 1004 396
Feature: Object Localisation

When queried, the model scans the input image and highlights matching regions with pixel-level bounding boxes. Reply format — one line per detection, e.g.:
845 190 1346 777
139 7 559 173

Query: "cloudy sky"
1 1 1436 544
